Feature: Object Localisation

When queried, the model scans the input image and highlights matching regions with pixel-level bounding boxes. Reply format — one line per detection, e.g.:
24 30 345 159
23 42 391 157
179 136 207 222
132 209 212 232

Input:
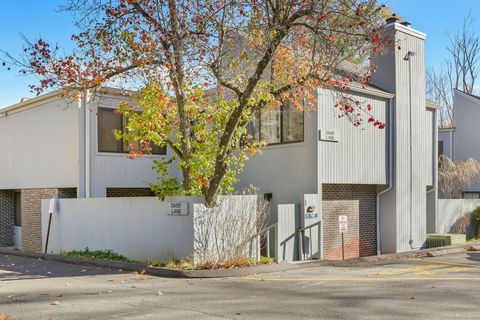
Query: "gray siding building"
1 21 440 260
438 89 480 198
0 89 176 251
237 22 439 258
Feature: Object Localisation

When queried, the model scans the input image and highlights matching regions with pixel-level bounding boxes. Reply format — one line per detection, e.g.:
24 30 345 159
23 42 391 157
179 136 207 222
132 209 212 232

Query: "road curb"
0 248 316 278
360 241 480 262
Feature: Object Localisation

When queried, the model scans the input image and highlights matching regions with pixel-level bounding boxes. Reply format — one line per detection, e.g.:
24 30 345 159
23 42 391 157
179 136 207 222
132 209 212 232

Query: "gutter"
376 96 394 255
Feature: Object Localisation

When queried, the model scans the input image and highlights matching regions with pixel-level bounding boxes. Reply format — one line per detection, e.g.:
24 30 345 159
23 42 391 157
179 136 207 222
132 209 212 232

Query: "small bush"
148 259 194 270
474 207 480 237
455 212 473 235
62 248 130 262
259 256 274 265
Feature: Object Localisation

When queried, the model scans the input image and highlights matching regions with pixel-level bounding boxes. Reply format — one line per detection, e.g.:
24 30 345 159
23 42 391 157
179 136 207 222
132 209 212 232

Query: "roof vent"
386 13 400 24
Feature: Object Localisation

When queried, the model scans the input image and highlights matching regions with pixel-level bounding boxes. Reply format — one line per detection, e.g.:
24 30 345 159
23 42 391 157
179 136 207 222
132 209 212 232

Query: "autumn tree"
3 0 391 206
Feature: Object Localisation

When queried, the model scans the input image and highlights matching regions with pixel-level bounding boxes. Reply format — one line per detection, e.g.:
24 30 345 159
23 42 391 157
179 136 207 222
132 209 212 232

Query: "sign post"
338 215 348 261
44 198 56 254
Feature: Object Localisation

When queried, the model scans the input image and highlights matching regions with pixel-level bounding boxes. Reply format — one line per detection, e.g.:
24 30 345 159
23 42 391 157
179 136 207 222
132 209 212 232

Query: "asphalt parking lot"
1 252 480 319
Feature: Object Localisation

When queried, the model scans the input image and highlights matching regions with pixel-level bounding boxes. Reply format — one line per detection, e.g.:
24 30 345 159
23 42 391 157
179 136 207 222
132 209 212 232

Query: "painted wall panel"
317 89 388 185
0 98 79 189
437 199 480 234
277 204 299 262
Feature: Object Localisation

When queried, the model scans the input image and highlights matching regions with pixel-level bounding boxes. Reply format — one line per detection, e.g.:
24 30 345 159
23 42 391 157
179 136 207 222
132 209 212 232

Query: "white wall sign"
167 202 189 216
304 194 319 220
319 129 339 142
339 215 348 233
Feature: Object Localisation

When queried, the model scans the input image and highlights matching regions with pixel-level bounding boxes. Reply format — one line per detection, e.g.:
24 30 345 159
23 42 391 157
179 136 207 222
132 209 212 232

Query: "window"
438 141 444 157
463 192 480 199
97 108 166 155
248 103 304 145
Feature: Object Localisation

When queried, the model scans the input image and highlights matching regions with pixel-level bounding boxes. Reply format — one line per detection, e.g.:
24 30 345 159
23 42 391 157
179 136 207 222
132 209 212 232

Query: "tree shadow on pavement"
0 254 127 280
466 252 480 263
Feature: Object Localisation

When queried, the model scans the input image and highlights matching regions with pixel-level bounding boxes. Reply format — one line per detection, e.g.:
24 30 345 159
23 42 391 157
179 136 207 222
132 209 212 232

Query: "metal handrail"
297 220 322 261
249 223 278 262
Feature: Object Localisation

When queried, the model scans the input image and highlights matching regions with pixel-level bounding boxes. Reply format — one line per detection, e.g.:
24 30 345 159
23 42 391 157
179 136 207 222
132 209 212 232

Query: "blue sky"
0 0 479 108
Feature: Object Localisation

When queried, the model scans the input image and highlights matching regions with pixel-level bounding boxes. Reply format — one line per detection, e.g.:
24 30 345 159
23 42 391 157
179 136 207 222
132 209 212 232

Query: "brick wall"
21 188 77 252
322 184 377 260
0 190 15 247
106 188 154 197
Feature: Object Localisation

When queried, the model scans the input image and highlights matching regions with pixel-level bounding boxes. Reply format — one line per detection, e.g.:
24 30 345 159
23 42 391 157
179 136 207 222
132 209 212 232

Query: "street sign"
338 215 348 261
339 215 348 233
319 129 339 142
167 202 189 216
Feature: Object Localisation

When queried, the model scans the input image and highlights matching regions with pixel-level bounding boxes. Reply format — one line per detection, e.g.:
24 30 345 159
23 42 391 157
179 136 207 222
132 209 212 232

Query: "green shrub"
474 207 480 238
62 248 130 262
259 256 274 265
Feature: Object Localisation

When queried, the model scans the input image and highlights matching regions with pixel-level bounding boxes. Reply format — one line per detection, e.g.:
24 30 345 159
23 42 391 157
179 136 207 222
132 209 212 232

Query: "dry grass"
455 212 473 234
149 255 274 270
438 155 480 198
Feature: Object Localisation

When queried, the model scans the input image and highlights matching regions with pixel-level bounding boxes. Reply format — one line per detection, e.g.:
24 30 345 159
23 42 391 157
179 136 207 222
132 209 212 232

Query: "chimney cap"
386 13 400 24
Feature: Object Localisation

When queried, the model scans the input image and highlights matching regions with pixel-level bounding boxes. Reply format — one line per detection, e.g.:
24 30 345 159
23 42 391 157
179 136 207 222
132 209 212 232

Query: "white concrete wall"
437 199 480 234
41 195 260 263
42 197 202 262
83 94 179 197
0 97 79 189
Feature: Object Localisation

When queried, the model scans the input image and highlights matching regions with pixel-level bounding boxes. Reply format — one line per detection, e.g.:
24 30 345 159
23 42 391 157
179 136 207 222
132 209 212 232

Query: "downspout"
84 90 91 198
376 97 394 255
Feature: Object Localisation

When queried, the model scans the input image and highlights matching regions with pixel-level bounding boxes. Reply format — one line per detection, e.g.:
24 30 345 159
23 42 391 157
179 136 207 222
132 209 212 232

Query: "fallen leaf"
0 312 9 320
51 301 60 305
